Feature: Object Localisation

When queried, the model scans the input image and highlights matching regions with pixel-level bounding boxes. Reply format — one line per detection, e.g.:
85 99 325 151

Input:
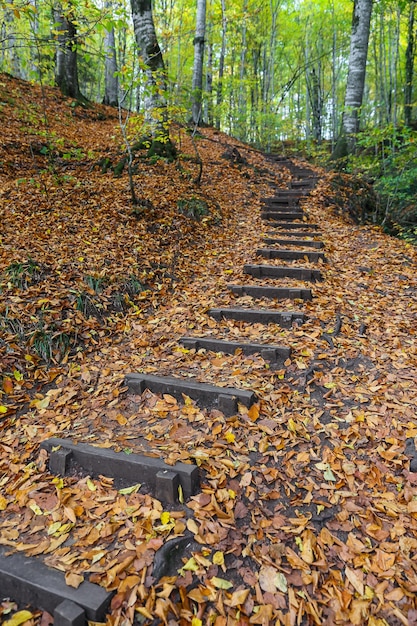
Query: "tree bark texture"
130 0 173 153
191 0 206 125
53 6 84 100
216 0 227 130
103 22 119 106
405 1 415 127
342 0 373 140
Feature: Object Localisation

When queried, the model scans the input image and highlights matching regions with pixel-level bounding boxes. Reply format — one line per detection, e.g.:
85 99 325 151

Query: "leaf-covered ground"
1 74 417 626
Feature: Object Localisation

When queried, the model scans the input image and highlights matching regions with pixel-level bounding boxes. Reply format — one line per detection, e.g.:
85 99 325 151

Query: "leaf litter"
0 74 417 624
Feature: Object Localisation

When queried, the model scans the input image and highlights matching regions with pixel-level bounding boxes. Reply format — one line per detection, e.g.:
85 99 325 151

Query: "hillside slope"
1 75 417 625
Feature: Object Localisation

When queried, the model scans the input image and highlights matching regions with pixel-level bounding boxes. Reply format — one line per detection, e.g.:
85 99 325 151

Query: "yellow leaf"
210 577 233 590
29 502 43 516
287 418 297 433
192 619 202 626
87 478 97 491
3 611 33 626
275 572 288 593
181 557 199 573
118 483 141 495
48 521 61 536
178 484 184 504
33 396 50 410
160 511 171 525
0 496 7 510
0 405 8 414
225 431 235 443
213 551 224 566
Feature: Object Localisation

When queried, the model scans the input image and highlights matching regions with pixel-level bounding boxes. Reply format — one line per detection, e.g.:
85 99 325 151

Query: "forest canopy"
1 0 415 146
2 0 417 236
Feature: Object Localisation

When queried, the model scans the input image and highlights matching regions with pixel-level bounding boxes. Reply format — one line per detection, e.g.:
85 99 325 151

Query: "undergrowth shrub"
177 196 209 220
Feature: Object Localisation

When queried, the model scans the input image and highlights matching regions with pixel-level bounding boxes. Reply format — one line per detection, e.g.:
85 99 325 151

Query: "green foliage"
4 259 44 289
29 324 70 364
331 125 417 240
0 308 73 364
85 274 107 293
75 291 103 320
177 196 209 220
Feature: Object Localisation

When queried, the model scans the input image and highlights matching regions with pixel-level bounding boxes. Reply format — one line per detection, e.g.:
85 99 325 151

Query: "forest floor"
0 73 417 626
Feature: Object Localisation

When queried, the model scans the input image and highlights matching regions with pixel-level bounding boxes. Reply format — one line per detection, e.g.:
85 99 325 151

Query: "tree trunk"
191 0 206 125
216 0 227 130
405 1 415 127
2 8 21 78
53 5 85 101
331 0 338 146
129 0 175 157
237 0 248 140
206 40 213 126
308 67 322 142
103 8 119 107
338 0 373 154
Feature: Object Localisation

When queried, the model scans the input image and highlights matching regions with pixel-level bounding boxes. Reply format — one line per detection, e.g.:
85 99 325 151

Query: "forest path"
17 158 417 625
1 73 417 624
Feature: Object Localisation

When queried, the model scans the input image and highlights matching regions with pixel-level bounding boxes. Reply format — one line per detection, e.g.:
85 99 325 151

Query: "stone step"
261 192 304 201
244 263 322 281
292 170 317 178
266 230 321 238
208 307 306 327
228 283 312 301
125 373 256 416
263 192 305 200
290 181 316 189
267 221 319 229
261 212 305 221
179 336 291 363
256 248 326 262
261 204 304 215
263 202 301 211
263 237 324 249
41 437 199 503
0 547 112 624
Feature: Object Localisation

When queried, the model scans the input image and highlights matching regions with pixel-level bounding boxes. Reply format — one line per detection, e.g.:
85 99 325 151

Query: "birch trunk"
191 0 206 125
341 0 373 146
237 0 248 139
130 0 174 156
206 40 213 126
405 1 415 127
103 6 119 108
216 0 226 130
